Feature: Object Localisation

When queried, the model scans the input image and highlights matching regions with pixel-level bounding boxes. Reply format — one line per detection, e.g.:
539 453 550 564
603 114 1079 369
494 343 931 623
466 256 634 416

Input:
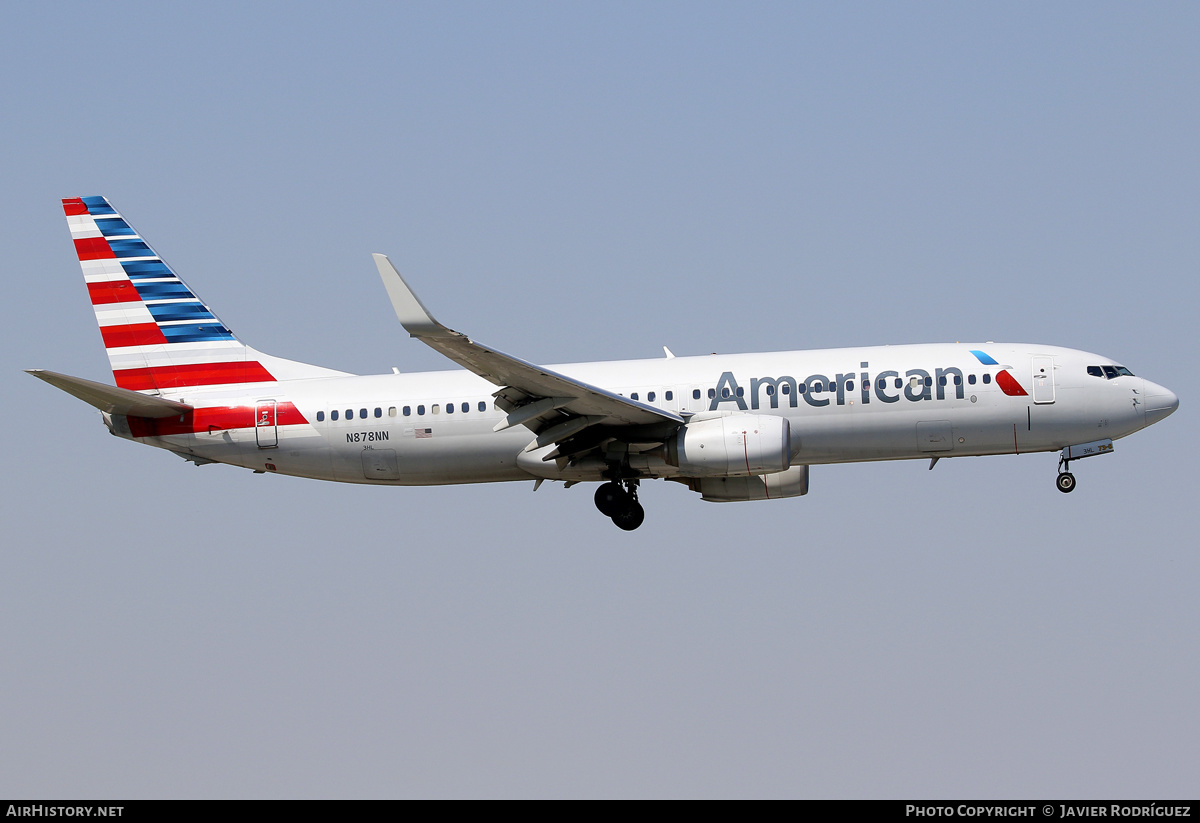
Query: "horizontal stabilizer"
26 369 193 418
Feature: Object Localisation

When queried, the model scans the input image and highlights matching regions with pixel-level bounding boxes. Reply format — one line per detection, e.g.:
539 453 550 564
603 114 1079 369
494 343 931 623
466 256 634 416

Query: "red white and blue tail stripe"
64 196 343 392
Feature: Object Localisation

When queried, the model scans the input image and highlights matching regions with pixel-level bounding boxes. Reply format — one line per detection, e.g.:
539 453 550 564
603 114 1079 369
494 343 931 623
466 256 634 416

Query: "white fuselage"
107 342 1172 486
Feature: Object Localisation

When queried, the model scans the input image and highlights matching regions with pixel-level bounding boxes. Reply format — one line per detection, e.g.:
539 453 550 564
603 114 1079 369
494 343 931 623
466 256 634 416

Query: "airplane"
29 196 1179 530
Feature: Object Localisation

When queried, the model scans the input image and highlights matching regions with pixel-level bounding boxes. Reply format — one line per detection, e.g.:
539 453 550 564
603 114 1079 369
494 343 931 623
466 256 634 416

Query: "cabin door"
1032 356 1056 404
255 400 278 448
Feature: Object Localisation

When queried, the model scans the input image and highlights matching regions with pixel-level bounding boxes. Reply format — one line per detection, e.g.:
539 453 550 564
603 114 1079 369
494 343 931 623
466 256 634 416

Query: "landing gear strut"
594 479 645 530
1056 455 1076 494
1054 439 1115 494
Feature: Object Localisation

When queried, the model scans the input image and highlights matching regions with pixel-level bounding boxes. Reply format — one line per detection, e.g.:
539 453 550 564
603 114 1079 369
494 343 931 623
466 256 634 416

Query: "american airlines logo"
709 352 1027 412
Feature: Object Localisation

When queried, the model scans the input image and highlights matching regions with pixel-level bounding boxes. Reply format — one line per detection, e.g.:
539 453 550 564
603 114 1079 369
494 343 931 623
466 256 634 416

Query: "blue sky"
2 2 1197 797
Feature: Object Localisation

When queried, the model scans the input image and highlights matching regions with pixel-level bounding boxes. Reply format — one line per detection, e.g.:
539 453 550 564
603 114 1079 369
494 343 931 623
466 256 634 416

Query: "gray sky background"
1 2 1197 798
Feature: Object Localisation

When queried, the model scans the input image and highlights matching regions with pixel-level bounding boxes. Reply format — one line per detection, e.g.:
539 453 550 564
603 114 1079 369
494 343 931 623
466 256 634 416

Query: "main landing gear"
594 480 645 531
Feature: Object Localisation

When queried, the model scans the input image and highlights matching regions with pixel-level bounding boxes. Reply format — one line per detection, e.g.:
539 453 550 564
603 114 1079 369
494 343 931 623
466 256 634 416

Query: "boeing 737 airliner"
29 196 1179 530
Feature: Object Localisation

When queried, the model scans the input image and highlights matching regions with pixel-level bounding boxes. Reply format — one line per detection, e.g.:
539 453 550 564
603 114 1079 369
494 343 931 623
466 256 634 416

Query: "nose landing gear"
1055 438 1115 494
1055 470 1077 493
594 479 645 530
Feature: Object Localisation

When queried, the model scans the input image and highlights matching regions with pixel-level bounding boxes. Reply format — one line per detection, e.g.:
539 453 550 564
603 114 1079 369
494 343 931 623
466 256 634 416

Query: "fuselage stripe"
126 401 308 438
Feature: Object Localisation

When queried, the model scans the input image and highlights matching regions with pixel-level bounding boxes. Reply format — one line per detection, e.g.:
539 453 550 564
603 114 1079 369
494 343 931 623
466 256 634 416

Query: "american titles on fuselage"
309 354 1023 426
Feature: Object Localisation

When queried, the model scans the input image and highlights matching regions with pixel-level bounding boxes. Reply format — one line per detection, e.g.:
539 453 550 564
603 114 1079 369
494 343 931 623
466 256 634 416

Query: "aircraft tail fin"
63 196 345 393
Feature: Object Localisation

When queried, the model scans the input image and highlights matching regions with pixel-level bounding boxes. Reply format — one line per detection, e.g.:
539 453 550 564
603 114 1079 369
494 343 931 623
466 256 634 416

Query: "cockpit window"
1089 364 1134 379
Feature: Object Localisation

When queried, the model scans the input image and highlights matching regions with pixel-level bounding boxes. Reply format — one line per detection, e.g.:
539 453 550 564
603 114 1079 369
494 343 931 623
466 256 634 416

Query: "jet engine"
663 414 790 476
685 464 810 501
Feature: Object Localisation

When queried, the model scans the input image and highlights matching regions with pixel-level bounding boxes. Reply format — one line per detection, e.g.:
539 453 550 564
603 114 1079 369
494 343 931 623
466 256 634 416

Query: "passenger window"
478 401 486 412
331 410 339 421
954 375 962 385
462 402 469 413
446 403 454 414
846 380 854 391
432 404 440 414
983 374 991 384
693 389 701 400
894 378 902 389
938 376 947 386
708 388 716 399
417 405 425 415
388 407 396 417
631 392 639 401
736 387 744 397
375 407 382 418
721 388 730 398
403 406 411 416
877 379 886 390
798 383 806 394
766 385 775 396
360 408 367 419
665 391 673 401
909 377 920 389
924 377 933 387
346 409 353 419
648 391 656 402
968 374 976 385
316 411 325 422
781 384 790 395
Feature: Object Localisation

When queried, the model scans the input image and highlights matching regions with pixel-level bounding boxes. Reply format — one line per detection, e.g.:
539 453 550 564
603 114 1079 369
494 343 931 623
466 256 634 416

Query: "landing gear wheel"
612 499 645 531
594 482 626 517
1056 472 1076 493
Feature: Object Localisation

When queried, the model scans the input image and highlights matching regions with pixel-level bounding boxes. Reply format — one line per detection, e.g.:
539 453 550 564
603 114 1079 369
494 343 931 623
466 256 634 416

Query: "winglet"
373 253 454 339
370 255 685 429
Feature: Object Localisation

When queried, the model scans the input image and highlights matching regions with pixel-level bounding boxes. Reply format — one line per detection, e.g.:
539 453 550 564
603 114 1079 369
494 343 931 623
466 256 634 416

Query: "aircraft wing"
374 255 683 457
26 369 193 418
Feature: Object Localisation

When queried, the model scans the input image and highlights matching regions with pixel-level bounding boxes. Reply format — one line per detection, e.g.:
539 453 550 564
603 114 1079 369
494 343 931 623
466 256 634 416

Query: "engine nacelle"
689 464 809 502
665 414 790 477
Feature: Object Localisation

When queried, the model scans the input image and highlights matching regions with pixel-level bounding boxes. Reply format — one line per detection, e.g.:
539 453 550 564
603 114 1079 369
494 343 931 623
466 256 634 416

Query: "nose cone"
1143 380 1179 425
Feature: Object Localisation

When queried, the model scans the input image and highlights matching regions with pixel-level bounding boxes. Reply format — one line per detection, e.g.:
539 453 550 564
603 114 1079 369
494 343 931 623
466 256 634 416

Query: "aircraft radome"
29 197 1179 530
